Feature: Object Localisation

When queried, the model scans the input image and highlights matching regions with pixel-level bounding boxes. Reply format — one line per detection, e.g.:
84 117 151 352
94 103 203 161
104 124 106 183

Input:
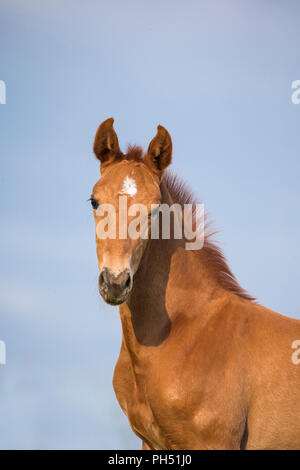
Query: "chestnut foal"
90 118 300 449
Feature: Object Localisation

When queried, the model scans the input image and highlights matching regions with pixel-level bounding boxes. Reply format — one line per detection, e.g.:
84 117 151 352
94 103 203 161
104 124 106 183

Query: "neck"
119 178 223 353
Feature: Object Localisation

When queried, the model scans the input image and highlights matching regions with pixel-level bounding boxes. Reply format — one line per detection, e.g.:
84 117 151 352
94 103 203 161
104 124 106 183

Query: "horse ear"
144 125 172 176
93 118 121 168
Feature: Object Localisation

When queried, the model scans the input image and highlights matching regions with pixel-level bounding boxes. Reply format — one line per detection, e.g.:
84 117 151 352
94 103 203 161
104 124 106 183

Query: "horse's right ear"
93 118 121 169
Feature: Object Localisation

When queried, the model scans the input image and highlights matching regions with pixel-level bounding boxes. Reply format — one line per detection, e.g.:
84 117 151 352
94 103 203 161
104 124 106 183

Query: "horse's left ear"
144 125 172 176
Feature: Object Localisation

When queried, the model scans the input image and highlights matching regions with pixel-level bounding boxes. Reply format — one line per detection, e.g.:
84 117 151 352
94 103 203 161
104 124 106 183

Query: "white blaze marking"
119 176 137 197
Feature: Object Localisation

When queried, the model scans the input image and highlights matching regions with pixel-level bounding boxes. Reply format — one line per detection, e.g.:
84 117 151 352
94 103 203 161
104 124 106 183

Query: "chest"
113 349 170 448
113 343 218 450
112 342 246 450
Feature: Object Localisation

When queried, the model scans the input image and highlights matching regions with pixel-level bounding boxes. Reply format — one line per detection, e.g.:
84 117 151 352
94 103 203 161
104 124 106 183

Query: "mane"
125 144 144 161
162 170 255 302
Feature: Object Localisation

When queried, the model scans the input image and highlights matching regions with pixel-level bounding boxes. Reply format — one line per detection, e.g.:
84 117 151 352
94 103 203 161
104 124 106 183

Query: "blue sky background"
0 0 299 449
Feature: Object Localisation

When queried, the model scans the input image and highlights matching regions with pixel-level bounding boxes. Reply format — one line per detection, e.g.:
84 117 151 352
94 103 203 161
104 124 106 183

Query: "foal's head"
90 118 172 305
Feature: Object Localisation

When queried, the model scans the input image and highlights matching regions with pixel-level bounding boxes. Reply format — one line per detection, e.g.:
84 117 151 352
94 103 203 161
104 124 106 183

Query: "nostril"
124 274 131 290
99 271 106 287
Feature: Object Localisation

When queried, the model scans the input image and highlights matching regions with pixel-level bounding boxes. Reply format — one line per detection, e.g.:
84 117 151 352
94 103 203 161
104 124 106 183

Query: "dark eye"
90 197 99 210
150 205 160 218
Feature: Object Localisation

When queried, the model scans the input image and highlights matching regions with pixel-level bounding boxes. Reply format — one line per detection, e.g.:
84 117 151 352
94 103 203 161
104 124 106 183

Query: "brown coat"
91 119 300 449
